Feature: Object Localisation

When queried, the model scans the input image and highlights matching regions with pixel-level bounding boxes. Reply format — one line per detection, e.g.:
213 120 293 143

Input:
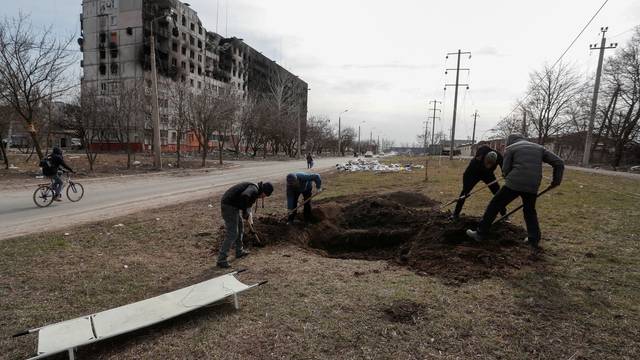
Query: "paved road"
566 165 640 180
0 158 341 240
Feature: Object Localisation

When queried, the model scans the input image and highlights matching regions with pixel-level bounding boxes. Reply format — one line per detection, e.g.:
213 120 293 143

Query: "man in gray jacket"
466 134 564 249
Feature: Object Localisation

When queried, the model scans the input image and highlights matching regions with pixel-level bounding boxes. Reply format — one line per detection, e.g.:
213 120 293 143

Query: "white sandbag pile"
336 159 423 173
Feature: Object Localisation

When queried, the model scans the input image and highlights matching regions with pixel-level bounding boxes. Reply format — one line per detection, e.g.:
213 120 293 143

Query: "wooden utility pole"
445 50 471 160
583 26 617 166
471 110 478 144
423 121 429 181
428 100 441 151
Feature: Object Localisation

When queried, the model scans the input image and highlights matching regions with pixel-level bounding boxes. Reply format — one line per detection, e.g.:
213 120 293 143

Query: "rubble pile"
336 159 424 173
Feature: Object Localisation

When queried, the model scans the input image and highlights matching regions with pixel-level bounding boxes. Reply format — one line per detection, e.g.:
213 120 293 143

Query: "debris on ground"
242 191 537 283
382 300 428 324
336 159 423 172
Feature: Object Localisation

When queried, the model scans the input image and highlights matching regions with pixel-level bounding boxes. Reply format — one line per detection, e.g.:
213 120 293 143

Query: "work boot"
216 260 231 269
466 229 483 242
523 237 541 251
236 250 250 259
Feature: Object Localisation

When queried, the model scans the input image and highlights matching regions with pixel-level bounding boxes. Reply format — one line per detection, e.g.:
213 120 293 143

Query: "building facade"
80 0 308 152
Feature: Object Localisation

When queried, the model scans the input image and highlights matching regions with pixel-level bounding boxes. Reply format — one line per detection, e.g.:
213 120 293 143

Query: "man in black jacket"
466 134 564 249
217 181 274 268
452 145 505 220
43 147 74 201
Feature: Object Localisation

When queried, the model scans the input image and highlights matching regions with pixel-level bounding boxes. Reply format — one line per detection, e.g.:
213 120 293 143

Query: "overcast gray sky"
6 0 640 144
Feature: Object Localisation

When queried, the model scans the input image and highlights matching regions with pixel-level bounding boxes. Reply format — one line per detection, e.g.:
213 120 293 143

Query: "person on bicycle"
45 147 74 201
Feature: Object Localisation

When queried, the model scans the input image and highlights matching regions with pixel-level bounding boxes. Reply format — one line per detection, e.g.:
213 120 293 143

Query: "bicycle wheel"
33 185 55 207
66 181 84 202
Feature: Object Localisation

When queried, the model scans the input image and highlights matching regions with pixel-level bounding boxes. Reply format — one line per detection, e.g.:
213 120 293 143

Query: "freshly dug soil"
382 300 428 324
247 191 537 283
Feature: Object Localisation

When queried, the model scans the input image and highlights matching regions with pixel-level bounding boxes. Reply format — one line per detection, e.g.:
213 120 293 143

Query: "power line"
501 0 610 121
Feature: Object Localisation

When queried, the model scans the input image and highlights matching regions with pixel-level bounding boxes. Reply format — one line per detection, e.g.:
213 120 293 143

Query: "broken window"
190 50 194 59
182 15 186 26
172 42 178 52
110 63 118 75
190 36 194 45
100 48 106 59
99 32 106 43
110 16 117 26
190 23 194 31
197 40 202 49
197 66 202 75
126 27 133 35
181 61 186 69
181 46 186 55
99 63 106 75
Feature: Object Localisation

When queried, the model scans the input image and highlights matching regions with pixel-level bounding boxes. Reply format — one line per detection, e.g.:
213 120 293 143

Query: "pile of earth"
250 191 537 282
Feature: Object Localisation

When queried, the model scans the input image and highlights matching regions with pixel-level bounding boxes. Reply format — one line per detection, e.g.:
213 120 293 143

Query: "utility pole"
445 49 471 160
583 27 617 166
358 124 362 155
150 21 162 169
471 110 479 145
428 100 441 153
338 109 348 156
423 121 429 181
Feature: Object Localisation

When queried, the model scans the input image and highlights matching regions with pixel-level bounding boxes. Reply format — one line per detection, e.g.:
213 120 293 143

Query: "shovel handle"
493 186 554 224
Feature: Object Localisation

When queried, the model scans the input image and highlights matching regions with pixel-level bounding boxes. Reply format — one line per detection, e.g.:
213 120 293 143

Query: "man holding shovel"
466 134 564 250
217 181 274 268
286 172 322 225
451 145 506 221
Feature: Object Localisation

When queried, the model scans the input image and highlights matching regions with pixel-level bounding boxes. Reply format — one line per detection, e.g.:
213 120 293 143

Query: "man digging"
451 144 506 221
217 181 274 268
286 172 322 225
466 134 564 250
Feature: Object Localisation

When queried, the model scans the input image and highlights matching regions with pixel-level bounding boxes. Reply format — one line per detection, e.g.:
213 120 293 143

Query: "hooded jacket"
502 134 564 194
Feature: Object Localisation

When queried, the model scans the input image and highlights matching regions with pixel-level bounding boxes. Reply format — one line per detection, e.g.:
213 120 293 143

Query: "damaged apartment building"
80 0 308 151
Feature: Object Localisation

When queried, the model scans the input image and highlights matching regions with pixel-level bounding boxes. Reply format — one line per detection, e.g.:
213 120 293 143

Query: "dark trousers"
217 204 245 262
453 172 505 217
287 188 312 222
477 186 541 245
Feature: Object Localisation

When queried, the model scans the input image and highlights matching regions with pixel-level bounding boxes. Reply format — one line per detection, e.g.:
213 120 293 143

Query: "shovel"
284 189 324 220
247 221 263 245
438 177 502 210
493 185 554 224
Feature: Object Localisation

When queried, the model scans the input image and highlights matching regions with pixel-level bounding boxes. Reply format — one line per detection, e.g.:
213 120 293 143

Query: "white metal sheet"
37 316 95 355
28 272 257 359
92 274 250 338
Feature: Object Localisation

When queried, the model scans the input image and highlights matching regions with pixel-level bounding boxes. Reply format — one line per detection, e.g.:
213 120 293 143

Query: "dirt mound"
378 191 439 208
249 192 537 283
382 300 427 324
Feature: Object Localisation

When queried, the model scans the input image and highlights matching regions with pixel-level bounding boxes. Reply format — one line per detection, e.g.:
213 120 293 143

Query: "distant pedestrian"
217 181 274 268
452 145 506 220
306 153 314 169
286 172 322 225
466 134 564 250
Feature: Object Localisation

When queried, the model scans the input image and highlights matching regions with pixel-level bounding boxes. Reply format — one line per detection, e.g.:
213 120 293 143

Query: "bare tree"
306 115 334 155
601 27 640 167
190 85 237 167
266 69 300 157
492 114 522 139
523 62 582 144
0 14 76 160
168 80 191 167
105 81 145 169
58 88 106 171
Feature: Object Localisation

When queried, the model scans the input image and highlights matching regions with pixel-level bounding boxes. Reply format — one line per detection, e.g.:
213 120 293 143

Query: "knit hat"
261 182 274 196
485 151 498 163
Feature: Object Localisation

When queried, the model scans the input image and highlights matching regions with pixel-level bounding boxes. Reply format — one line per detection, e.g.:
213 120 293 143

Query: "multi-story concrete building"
79 0 307 151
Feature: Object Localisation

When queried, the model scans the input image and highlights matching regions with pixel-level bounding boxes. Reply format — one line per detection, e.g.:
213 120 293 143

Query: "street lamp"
149 11 175 170
358 121 365 155
338 109 348 156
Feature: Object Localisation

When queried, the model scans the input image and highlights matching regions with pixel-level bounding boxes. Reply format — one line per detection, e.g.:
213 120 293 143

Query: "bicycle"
33 171 85 207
